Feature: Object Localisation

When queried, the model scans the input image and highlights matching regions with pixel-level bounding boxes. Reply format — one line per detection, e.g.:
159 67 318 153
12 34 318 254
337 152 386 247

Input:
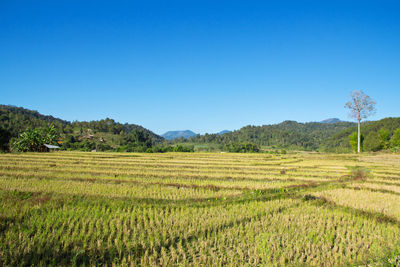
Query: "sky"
1 0 399 135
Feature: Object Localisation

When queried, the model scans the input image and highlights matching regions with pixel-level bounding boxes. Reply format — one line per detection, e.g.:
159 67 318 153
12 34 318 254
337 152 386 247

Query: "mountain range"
162 130 197 140
162 130 231 140
218 130 231 135
320 118 343 123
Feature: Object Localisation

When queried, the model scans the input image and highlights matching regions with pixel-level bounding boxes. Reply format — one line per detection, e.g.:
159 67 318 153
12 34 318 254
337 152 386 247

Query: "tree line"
171 120 356 151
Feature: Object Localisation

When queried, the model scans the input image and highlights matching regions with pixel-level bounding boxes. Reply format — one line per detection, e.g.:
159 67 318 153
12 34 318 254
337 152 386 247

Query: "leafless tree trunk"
357 116 361 153
345 90 376 153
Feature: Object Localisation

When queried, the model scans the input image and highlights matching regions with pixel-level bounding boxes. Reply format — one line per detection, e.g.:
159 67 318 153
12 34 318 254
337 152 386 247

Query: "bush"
378 128 390 149
173 145 194 152
348 166 371 180
12 126 59 152
364 131 381 152
225 142 260 153
391 128 400 149
349 132 364 152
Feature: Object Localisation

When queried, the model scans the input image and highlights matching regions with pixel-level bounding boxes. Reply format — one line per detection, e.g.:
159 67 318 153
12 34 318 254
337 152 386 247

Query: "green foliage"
145 145 194 153
172 144 195 152
349 132 358 152
12 126 59 152
378 128 390 149
364 131 381 152
70 118 163 143
118 129 153 152
0 127 11 152
175 121 356 151
348 132 364 152
190 143 223 152
1 105 163 152
347 166 371 180
391 128 400 149
125 130 152 148
225 142 260 153
326 118 400 152
3 105 400 153
0 105 66 138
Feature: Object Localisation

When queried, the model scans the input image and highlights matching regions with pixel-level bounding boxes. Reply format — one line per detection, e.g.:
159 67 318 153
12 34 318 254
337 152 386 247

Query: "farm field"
1 152 400 266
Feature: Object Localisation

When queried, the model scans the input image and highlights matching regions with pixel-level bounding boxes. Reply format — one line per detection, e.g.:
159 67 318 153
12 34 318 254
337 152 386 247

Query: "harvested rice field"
1 151 400 266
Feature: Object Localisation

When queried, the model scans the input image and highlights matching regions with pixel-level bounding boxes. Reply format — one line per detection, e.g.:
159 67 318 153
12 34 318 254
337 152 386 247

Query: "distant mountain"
320 118 342 124
162 130 197 140
218 130 230 135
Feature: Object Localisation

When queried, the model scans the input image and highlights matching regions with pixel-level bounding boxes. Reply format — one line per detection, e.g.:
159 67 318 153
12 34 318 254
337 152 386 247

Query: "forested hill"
0 105 69 136
179 118 400 152
181 120 356 151
0 105 164 150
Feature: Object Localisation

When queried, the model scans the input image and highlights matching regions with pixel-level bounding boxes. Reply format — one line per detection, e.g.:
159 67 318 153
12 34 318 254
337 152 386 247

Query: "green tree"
225 142 260 153
378 128 390 149
364 131 381 152
173 145 194 152
349 132 359 152
12 126 59 152
391 128 400 149
130 130 151 147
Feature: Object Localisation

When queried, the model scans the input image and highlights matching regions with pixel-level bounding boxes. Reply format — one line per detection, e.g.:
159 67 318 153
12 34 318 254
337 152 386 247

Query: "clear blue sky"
1 0 399 135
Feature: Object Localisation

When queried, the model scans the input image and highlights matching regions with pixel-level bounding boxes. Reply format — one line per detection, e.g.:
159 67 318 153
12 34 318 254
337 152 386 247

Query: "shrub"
348 166 371 180
391 128 400 149
225 142 260 153
378 128 390 149
12 126 59 152
364 131 381 152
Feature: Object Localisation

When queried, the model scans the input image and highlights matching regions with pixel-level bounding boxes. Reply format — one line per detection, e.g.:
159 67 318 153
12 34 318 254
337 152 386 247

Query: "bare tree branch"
345 90 376 153
345 90 376 119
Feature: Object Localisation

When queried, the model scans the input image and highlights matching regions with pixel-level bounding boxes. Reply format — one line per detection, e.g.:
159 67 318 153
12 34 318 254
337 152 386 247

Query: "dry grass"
0 151 400 266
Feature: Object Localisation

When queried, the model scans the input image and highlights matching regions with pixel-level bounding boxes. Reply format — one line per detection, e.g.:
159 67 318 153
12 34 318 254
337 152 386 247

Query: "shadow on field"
351 185 400 197
303 194 400 227
58 186 298 209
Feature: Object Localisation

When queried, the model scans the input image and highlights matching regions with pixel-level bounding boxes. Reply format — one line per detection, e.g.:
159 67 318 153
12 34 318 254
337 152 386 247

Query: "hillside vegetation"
177 120 356 151
175 119 400 152
324 117 400 152
1 105 399 152
0 105 164 152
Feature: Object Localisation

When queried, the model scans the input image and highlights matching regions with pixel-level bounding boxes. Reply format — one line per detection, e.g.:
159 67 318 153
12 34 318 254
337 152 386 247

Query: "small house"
43 144 60 152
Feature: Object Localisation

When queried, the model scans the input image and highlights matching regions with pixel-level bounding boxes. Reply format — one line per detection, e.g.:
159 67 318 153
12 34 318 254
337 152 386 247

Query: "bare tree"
345 90 376 153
